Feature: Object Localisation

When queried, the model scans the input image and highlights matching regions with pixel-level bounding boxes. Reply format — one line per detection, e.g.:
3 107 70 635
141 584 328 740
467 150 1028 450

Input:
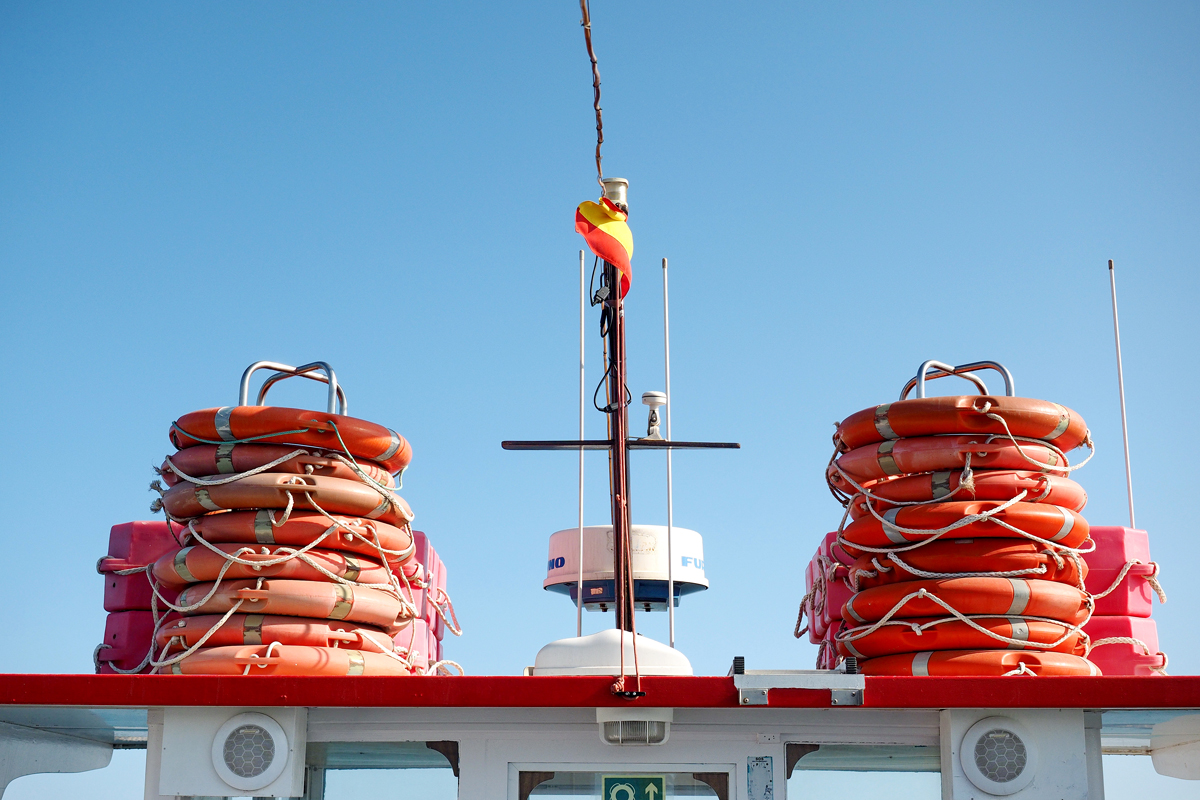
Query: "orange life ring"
830 436 1068 488
859 649 1100 676
848 470 1087 517
189 510 414 565
840 501 1089 556
161 444 394 488
836 395 1089 452
161 473 413 527
166 644 413 676
154 614 394 652
175 579 409 632
836 617 1086 659
153 544 391 587
842 578 1090 625
848 539 1088 590
170 406 412 473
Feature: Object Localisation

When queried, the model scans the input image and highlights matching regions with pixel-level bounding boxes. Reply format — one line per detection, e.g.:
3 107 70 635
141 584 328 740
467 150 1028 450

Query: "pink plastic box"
1083 527 1159 617
97 610 158 674
99 521 181 612
102 573 178 613
817 623 843 670
1084 616 1166 676
394 618 440 674
399 531 449 636
822 535 855 632
430 550 449 641
98 521 180 572
804 532 855 645
804 538 828 643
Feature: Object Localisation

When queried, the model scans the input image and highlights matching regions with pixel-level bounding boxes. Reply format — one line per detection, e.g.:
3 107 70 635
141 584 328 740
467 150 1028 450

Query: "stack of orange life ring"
135 402 453 676
821 388 1102 677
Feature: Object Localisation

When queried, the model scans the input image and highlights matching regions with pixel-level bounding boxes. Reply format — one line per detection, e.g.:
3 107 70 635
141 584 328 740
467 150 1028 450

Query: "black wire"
593 362 613 412
588 256 601 306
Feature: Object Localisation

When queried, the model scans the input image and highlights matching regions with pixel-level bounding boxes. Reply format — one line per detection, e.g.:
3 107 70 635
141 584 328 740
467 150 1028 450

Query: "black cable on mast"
580 0 604 189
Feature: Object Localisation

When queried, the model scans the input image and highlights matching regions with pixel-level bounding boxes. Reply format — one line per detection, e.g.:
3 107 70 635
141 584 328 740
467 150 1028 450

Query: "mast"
604 257 635 632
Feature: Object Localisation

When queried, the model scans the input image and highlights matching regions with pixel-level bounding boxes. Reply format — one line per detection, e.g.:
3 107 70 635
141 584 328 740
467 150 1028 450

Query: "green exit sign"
601 775 666 800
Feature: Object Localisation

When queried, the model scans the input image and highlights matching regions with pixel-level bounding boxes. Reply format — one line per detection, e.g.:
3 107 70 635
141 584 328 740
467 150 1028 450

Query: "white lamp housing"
597 706 673 746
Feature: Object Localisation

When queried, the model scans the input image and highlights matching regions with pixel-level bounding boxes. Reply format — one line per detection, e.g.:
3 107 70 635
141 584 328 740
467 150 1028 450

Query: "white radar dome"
543 525 708 612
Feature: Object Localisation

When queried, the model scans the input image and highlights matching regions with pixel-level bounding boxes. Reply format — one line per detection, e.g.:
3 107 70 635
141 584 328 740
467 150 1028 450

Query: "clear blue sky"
2 2 1198 797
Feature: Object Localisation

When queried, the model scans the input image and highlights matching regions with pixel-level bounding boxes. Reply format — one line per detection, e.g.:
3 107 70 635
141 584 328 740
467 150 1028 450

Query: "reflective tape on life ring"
152 544 391 587
836 616 1086 659
161 473 413 527
837 396 1088 452
848 539 1088 591
190 511 415 565
170 406 412 472
830 436 1067 488
167 644 414 676
859 649 1100 677
842 578 1090 626
161 444 395 488
840 501 1089 556
154 614 392 652
175 578 411 632
847 470 1087 518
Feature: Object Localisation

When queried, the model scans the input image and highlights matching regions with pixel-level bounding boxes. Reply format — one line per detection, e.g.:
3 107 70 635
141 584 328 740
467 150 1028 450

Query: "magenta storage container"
394 618 439 673
103 572 179 613
819 531 856 631
430 551 449 641
1084 616 1166 676
805 536 830 642
99 521 180 573
803 557 818 642
392 531 430 619
817 623 842 670
1083 527 1158 617
97 610 158 674
99 521 182 611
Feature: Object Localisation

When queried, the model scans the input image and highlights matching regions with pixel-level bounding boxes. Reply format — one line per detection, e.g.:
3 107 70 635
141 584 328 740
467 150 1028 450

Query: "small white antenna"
662 257 676 648
577 250 586 636
1109 259 1136 529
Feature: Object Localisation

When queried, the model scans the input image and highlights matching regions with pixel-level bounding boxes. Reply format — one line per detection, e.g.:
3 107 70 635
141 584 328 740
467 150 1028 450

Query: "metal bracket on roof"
733 670 866 707
830 688 864 706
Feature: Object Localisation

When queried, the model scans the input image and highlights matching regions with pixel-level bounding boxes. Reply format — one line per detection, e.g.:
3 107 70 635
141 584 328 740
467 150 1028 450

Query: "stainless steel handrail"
900 359 1015 400
237 361 346 414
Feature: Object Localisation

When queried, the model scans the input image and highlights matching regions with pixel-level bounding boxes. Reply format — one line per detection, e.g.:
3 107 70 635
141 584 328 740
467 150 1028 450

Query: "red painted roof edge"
0 674 1198 709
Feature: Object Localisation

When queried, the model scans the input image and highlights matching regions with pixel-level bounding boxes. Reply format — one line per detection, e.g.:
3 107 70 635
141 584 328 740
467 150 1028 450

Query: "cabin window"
785 744 940 798
312 740 459 799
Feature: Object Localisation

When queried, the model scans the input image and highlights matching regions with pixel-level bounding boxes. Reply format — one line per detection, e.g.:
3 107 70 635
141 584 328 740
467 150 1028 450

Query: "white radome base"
532 629 693 676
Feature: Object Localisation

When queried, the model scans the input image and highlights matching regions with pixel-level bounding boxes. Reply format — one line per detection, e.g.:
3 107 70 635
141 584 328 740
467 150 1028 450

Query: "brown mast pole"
605 260 634 633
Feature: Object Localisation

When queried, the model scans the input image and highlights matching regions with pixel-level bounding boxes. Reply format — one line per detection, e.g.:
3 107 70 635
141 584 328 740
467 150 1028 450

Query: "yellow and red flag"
575 196 633 296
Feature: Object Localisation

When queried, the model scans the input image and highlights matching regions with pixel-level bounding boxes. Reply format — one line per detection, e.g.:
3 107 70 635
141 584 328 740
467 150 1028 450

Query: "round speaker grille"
222 724 276 779
973 728 1028 783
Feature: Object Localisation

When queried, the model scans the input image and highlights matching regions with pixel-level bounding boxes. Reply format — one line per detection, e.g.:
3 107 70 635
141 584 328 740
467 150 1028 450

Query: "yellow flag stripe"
577 202 634 258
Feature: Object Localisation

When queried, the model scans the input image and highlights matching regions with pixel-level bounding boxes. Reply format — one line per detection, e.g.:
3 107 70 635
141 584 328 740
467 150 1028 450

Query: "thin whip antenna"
1109 259 1136 528
579 0 604 189
577 251 586 636
663 257 676 648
